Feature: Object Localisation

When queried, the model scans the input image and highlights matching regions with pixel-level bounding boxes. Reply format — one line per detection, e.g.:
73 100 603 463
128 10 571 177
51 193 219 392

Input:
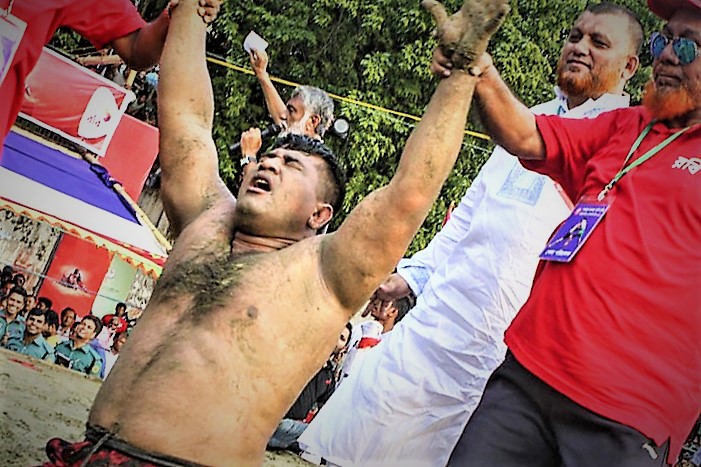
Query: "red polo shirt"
506 107 701 464
0 0 145 141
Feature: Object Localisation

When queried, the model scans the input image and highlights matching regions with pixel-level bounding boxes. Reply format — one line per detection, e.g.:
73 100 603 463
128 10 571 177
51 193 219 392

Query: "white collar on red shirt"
553 86 630 119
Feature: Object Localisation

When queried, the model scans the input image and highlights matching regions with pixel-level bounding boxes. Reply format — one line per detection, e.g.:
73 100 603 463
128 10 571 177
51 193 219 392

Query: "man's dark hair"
271 133 347 215
44 309 59 329
60 307 75 320
586 2 644 55
8 285 27 298
27 307 46 319
1 279 13 293
394 295 416 323
81 314 103 337
38 296 53 309
12 273 25 284
112 331 127 349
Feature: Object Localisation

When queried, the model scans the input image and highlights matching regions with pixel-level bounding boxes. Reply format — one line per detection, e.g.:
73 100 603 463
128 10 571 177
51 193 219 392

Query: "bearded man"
298 4 642 466
430 0 701 466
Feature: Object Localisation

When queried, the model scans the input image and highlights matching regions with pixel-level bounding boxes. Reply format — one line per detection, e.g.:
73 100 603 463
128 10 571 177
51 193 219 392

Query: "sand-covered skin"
0 348 310 466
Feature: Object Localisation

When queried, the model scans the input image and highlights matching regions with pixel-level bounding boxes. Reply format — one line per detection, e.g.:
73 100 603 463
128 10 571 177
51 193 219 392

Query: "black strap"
84 424 207 467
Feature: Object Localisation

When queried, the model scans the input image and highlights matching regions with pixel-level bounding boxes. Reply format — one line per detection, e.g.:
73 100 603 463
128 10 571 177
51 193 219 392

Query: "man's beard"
556 58 621 101
642 79 701 121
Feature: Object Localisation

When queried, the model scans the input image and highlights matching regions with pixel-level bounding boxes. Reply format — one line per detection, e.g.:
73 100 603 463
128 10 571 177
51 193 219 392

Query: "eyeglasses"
650 32 700 65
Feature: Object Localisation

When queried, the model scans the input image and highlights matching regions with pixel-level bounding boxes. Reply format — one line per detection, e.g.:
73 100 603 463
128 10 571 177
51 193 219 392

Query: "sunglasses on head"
650 32 700 65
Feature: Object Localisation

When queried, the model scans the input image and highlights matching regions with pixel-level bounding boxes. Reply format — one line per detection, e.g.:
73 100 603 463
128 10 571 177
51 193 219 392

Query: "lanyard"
0 0 15 17
597 121 692 201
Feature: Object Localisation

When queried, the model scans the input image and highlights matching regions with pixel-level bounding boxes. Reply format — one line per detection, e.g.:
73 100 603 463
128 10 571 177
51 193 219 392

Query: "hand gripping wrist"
423 0 510 71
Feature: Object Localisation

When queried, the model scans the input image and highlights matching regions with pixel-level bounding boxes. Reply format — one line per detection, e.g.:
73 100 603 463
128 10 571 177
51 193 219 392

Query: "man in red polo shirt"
431 0 701 466
0 0 220 144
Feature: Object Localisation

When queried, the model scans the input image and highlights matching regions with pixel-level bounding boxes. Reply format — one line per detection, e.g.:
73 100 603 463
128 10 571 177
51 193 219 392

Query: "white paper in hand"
243 31 269 54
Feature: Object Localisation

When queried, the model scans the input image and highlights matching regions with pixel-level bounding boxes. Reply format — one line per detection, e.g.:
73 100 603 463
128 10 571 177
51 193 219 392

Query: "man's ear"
308 114 321 134
623 54 639 81
308 203 333 232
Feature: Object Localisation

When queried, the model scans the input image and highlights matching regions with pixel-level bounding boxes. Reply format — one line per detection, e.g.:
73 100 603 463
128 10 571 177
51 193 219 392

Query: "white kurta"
298 91 630 467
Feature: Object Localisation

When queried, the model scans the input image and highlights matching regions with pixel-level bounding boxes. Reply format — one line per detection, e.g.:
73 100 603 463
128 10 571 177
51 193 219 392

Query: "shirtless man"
42 0 509 465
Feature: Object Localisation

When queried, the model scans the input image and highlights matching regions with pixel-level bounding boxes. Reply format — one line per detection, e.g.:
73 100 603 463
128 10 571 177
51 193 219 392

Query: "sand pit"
0 348 310 466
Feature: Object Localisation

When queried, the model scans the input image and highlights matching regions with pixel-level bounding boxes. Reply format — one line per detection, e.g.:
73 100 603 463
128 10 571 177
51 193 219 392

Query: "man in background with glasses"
430 0 701 466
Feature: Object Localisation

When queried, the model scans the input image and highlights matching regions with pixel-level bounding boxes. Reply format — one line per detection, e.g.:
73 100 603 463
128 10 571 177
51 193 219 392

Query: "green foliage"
51 0 664 255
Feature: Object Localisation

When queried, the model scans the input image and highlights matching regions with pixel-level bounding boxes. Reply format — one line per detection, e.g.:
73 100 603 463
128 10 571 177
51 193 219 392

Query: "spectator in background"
124 306 142 330
249 45 334 140
23 294 37 317
36 297 53 311
365 294 414 335
54 315 103 377
95 315 121 351
101 302 128 333
6 308 54 361
0 0 221 144
43 310 61 347
1 279 13 299
102 331 128 379
0 286 27 346
331 296 413 389
12 273 26 288
57 307 77 339
1 265 13 283
267 327 350 453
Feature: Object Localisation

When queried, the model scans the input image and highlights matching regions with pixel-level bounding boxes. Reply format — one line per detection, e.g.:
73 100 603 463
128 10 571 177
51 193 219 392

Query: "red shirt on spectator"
0 0 145 142
506 107 701 464
101 314 128 333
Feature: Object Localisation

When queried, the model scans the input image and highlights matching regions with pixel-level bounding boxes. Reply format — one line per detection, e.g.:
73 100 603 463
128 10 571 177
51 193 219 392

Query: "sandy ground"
0 348 311 466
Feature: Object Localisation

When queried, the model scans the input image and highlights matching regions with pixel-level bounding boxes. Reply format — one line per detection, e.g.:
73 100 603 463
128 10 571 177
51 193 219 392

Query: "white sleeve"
397 155 490 295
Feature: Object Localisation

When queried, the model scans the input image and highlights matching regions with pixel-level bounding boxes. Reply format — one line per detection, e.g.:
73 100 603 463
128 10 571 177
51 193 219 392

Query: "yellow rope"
205 55 491 142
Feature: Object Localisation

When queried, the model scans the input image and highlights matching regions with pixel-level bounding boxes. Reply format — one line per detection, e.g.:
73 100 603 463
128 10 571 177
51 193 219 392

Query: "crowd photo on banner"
0 0 700 465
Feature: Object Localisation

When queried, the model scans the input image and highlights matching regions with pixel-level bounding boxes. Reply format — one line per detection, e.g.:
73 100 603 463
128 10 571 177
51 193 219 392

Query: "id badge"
539 194 613 262
0 12 26 87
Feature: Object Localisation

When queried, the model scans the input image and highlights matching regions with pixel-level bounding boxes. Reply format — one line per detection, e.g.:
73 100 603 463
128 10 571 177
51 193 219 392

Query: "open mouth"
250 176 271 193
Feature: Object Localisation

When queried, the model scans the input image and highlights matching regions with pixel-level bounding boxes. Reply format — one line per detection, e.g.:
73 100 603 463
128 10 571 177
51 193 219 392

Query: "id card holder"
0 12 26 87
539 194 613 262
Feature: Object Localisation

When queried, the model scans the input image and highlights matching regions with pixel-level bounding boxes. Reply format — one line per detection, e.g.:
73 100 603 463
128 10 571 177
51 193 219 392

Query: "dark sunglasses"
650 32 700 65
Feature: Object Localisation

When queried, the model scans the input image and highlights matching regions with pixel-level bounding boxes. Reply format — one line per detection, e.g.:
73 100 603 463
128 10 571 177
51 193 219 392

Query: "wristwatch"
239 155 257 167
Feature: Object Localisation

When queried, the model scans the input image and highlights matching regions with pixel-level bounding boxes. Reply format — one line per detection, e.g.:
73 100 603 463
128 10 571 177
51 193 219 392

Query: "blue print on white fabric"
497 164 546 206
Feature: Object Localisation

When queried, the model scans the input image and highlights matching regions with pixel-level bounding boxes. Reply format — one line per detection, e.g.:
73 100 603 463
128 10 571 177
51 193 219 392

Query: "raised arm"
250 48 288 126
157 0 232 236
475 55 545 160
111 0 221 71
432 49 545 160
321 0 509 311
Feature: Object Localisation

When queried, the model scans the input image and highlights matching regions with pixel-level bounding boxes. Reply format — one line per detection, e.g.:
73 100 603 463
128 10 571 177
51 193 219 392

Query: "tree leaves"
51 0 663 255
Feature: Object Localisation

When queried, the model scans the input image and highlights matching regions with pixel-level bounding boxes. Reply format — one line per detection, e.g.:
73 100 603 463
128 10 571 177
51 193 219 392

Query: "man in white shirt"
298 4 642 466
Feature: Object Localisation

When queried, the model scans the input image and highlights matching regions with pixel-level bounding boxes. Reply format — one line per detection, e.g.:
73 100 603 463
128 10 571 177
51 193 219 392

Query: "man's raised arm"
157 0 232 236
321 0 509 311
249 48 288 126
111 0 222 71
432 50 545 160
